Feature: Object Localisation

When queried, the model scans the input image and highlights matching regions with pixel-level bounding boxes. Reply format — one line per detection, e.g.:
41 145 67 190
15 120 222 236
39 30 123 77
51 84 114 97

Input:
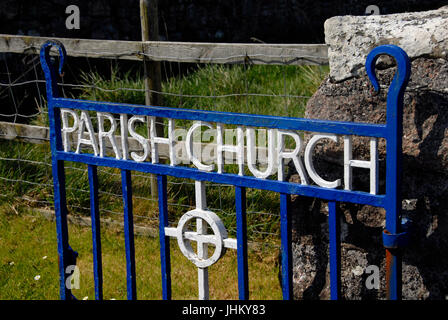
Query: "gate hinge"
382 218 411 249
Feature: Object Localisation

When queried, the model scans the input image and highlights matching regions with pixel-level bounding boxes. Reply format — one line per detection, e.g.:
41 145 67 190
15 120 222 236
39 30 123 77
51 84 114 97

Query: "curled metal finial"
365 44 411 95
40 40 67 100
40 39 67 76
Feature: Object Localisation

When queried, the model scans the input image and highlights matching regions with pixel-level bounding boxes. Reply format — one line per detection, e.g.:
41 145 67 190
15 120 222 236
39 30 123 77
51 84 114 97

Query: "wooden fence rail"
0 34 328 65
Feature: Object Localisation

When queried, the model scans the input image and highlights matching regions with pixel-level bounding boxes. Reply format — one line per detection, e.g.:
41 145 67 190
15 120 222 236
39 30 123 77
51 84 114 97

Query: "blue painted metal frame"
121 169 137 299
280 193 292 299
328 201 341 300
157 174 171 300
40 41 410 300
235 186 249 299
367 45 411 300
87 165 103 300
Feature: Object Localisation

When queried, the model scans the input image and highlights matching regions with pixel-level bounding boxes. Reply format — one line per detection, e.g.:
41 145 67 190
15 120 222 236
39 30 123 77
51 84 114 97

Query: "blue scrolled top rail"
40 40 411 300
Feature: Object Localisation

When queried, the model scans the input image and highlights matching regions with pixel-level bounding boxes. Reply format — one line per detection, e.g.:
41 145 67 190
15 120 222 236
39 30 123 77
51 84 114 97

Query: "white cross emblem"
163 180 237 299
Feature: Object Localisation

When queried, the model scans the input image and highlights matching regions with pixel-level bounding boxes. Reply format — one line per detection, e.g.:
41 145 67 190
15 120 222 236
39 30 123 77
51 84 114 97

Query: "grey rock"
325 6 448 82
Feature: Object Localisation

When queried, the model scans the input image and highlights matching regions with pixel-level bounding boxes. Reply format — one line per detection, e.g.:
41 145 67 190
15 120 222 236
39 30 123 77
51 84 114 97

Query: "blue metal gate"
40 40 411 300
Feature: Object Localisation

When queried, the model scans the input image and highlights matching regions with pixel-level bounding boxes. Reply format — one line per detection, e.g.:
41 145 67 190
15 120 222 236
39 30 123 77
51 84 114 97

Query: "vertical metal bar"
385 248 401 300
280 193 292 300
366 45 410 301
235 186 249 300
328 201 341 300
52 159 72 300
385 86 402 300
41 41 75 300
88 165 103 300
197 226 209 300
195 181 209 300
49 95 73 300
121 169 137 300
385 112 402 300
157 174 171 300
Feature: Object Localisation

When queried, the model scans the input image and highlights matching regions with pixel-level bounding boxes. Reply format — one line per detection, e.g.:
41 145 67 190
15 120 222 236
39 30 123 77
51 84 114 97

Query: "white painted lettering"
304 134 341 188
75 110 99 156
128 115 149 162
60 108 79 152
97 112 121 159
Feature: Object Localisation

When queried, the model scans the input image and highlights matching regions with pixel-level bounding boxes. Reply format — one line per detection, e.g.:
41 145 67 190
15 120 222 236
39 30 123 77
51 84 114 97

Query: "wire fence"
0 36 329 245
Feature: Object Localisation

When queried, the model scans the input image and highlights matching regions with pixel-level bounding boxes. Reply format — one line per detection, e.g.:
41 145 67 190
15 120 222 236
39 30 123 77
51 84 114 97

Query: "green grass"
165 64 327 118
76 63 328 118
0 204 282 300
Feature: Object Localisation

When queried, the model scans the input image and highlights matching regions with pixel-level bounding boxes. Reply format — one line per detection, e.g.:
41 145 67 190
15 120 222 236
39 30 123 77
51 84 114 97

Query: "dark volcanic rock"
289 57 448 299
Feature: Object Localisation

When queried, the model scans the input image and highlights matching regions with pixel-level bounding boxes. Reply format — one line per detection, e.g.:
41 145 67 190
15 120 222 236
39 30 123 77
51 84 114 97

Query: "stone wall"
325 6 448 81
295 6 448 299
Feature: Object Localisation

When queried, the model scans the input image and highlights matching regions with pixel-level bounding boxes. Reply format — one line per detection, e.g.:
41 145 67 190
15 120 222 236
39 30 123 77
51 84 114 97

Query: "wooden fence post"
140 0 163 199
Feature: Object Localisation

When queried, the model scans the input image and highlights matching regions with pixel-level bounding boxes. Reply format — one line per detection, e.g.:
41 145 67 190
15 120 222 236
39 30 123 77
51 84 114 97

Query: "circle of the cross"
176 209 228 268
